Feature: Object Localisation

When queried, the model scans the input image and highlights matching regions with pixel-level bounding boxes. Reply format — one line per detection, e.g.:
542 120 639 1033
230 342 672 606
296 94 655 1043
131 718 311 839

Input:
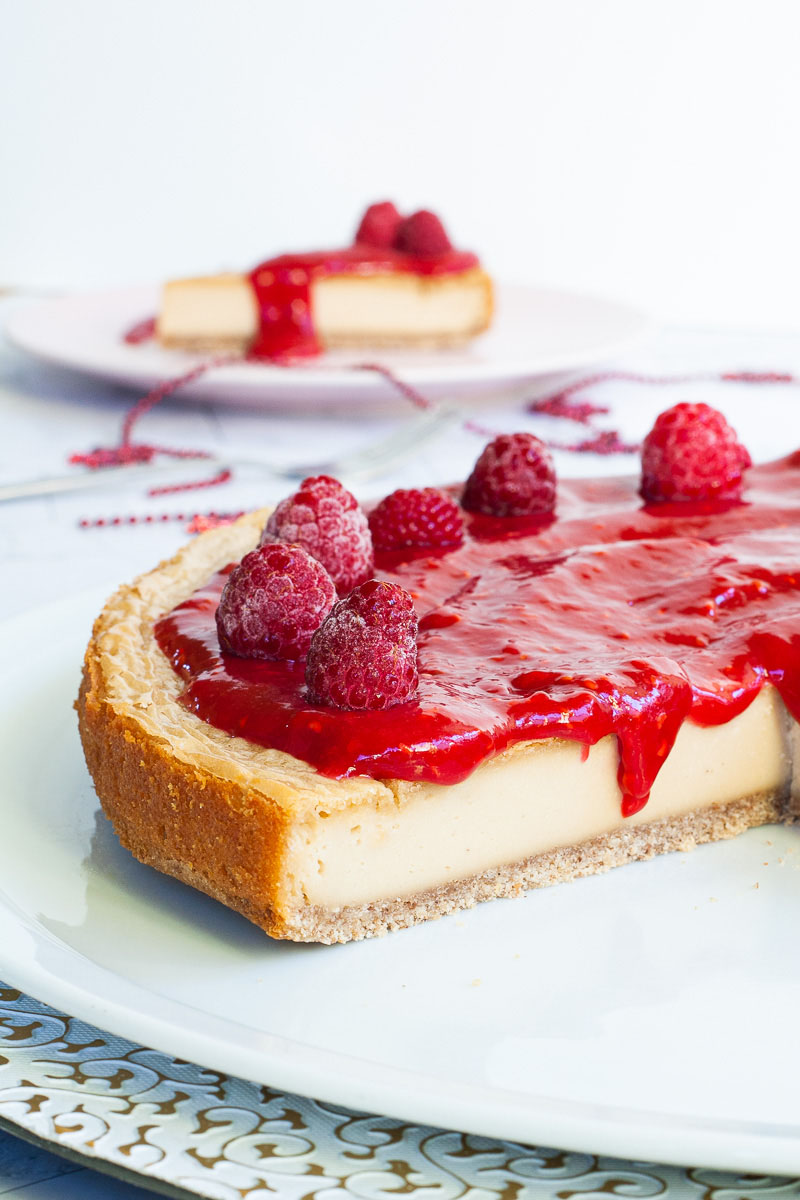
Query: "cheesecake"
76 428 800 943
155 203 494 360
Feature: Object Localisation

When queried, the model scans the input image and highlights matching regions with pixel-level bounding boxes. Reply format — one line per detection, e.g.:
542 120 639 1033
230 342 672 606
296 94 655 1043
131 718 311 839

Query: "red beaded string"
78 510 245 532
74 359 798 529
69 357 436 491
70 358 439 523
548 429 640 455
358 365 628 452
120 355 240 446
69 355 241 494
529 393 609 424
527 368 797 454
529 369 796 423
148 468 233 497
355 362 432 410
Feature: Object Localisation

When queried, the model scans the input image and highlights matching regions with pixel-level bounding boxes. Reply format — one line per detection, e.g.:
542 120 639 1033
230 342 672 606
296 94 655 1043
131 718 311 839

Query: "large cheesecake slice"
156 203 493 359
76 448 800 943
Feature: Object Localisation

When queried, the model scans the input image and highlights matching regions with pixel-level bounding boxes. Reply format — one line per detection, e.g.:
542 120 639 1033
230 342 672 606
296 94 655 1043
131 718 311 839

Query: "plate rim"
4 283 653 402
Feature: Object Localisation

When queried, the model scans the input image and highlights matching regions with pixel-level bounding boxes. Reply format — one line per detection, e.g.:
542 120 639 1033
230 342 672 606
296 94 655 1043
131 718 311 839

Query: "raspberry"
261 475 374 594
216 543 335 661
462 432 557 517
394 209 453 256
354 201 402 249
306 580 419 710
369 487 464 552
641 403 752 503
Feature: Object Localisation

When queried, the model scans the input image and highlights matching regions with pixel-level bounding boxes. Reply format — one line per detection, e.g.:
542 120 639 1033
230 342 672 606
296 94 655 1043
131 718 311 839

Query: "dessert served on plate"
77 405 800 943
155 201 494 360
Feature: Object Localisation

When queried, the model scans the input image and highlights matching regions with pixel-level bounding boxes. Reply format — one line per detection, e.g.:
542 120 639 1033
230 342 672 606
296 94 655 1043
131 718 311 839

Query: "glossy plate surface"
5 284 650 409
1 589 800 1173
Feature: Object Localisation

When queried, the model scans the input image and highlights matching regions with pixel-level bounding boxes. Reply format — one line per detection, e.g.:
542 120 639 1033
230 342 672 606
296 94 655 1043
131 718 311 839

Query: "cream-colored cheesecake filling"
156 270 489 347
157 274 258 345
290 687 793 908
313 271 490 339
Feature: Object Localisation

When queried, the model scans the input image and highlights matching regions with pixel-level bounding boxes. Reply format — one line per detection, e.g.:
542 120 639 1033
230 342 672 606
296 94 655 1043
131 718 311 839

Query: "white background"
2 0 800 329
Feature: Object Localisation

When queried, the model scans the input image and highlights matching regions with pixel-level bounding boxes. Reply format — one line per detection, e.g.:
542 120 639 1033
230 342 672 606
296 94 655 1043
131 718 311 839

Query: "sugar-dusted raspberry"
216 543 336 661
641 402 752 503
368 487 464 552
261 475 374 594
462 432 557 517
306 580 419 710
394 209 452 256
354 201 402 249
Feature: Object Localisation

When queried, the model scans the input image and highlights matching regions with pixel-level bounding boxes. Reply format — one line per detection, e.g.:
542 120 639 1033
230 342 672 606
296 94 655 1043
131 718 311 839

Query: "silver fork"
0 405 456 503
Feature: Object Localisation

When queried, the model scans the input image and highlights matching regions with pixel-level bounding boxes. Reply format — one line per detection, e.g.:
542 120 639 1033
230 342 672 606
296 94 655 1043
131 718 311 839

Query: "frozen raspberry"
641 402 752 503
261 475 374 594
368 487 464 552
306 580 419 710
462 432 557 517
394 209 453 256
354 201 402 249
216 543 335 661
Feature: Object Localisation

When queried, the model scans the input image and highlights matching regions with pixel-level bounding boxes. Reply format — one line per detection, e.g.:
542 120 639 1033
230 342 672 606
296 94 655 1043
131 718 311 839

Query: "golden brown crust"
77 652 295 939
157 333 252 353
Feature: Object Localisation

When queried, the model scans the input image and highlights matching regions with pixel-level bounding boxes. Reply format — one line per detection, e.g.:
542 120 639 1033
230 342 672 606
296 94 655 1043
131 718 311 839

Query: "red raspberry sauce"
248 246 478 359
155 454 800 816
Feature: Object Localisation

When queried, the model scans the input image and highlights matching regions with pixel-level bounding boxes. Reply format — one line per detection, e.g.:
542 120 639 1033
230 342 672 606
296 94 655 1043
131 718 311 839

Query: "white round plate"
5 284 651 409
2 589 800 1175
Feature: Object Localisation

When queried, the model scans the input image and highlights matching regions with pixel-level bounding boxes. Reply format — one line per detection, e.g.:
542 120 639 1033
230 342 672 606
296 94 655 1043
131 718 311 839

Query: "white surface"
3 1 800 330
2 589 800 1172
5 284 650 409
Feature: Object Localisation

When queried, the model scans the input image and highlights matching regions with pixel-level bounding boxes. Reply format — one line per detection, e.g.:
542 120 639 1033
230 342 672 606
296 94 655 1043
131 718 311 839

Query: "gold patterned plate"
4 985 800 1200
